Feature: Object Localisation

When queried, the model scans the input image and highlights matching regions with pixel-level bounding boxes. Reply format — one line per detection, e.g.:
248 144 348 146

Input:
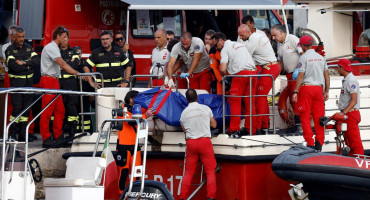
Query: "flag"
101 137 120 199
283 0 289 5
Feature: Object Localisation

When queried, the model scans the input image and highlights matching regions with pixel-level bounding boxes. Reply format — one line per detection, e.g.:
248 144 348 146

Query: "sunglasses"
115 37 124 42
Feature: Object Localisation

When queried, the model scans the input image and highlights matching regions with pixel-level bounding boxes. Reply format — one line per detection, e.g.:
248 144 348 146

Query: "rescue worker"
334 59 364 156
237 15 265 45
166 32 212 93
116 90 154 194
5 27 40 141
204 29 215 53
59 35 80 140
292 35 330 151
179 89 217 200
271 24 303 133
166 30 175 42
114 31 136 86
76 46 94 134
214 32 257 137
150 29 169 87
208 35 223 95
238 24 280 134
39 26 80 148
86 30 131 88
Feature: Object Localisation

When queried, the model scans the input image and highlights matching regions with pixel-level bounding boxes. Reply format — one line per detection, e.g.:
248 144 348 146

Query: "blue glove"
292 68 299 80
180 73 189 79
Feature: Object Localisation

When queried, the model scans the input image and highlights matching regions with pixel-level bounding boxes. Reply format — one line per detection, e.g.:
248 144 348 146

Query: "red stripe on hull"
299 155 370 170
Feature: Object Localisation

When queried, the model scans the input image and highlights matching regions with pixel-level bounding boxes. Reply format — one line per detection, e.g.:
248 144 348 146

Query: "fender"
278 87 289 123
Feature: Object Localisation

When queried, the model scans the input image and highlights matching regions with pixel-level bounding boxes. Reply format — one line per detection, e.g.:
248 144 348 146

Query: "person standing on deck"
333 59 364 156
292 35 330 151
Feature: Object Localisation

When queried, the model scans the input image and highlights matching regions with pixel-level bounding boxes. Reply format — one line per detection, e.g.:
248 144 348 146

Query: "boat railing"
0 88 103 200
77 72 103 133
222 74 276 135
129 74 190 92
327 62 370 68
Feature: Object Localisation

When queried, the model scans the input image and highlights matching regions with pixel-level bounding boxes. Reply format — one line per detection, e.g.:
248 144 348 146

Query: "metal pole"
249 75 252 135
79 76 84 133
126 9 130 44
222 77 226 135
272 76 276 134
1 92 9 200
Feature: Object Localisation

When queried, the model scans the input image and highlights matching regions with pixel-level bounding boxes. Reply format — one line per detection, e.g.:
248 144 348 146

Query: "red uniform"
343 110 363 156
255 63 280 130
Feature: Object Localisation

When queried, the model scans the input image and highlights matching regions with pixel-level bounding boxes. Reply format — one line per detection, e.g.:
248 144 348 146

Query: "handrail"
328 62 370 68
222 74 276 135
78 72 103 133
129 74 190 92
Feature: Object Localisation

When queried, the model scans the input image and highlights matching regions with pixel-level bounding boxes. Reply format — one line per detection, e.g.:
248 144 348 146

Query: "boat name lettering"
354 159 370 168
127 192 162 198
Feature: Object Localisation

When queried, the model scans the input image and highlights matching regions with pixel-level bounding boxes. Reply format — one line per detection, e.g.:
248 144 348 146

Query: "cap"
338 59 352 72
298 35 313 46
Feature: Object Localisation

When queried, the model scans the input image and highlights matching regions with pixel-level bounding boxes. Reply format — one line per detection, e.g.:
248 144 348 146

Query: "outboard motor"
120 180 174 200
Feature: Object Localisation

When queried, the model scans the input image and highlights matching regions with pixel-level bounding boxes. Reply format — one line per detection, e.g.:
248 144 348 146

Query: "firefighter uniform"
296 48 328 148
338 59 363 156
170 37 212 93
5 43 40 141
86 46 130 87
221 40 257 135
208 48 223 95
59 47 80 137
244 33 280 132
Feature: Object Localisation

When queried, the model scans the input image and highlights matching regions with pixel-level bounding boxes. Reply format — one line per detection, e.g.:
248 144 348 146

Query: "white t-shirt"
339 73 360 111
220 40 255 75
298 49 328 86
41 41 62 77
151 45 169 75
236 28 266 46
244 33 276 65
170 37 210 73
180 102 213 139
277 34 303 73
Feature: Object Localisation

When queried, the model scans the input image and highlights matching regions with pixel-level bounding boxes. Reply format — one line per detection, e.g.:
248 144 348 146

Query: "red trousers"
152 79 164 87
255 63 280 130
40 76 65 140
178 69 212 93
180 137 216 199
228 70 257 133
286 73 298 114
343 110 364 157
299 86 325 146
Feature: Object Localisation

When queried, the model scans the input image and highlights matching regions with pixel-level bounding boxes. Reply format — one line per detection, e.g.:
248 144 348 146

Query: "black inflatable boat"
272 145 370 200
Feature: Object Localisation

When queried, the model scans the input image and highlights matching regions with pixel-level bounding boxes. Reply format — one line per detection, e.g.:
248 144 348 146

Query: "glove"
164 76 169 85
145 108 155 117
292 68 299 80
180 73 189 79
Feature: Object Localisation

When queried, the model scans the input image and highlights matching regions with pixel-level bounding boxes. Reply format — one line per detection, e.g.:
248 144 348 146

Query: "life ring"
278 87 289 123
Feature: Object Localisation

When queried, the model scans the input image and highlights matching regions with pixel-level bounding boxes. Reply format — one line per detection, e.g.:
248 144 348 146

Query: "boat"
272 145 370 200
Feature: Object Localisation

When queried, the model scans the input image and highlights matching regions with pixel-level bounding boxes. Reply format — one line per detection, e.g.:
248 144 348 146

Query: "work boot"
307 145 315 150
315 141 322 152
29 134 38 142
8 123 19 140
18 122 28 142
54 134 65 148
42 136 54 148
67 121 78 140
228 131 241 139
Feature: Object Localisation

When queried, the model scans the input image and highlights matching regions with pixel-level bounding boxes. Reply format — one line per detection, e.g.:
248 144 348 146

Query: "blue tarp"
134 88 230 128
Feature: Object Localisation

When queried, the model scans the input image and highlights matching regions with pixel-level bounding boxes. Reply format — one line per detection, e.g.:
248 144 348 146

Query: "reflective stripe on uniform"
95 62 121 68
9 115 20 123
30 52 38 58
86 59 95 66
84 120 91 125
68 116 79 122
7 56 15 63
19 116 29 122
121 58 129 66
59 74 76 79
96 77 122 83
72 55 79 60
8 73 34 79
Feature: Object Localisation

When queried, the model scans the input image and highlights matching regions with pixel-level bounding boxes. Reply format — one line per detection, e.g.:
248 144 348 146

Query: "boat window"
268 10 281 27
130 10 182 38
242 10 269 30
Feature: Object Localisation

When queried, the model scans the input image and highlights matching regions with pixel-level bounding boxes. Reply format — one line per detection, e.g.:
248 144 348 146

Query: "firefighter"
214 32 257 137
86 30 131 88
238 24 280 134
59 35 80 140
5 27 40 141
166 32 212 93
39 26 80 148
334 59 364 156
75 46 94 134
179 89 217 200
271 24 303 133
115 90 154 194
292 35 330 151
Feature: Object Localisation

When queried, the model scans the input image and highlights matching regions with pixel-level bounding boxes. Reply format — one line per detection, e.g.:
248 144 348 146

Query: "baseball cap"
338 59 352 72
297 35 313 46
